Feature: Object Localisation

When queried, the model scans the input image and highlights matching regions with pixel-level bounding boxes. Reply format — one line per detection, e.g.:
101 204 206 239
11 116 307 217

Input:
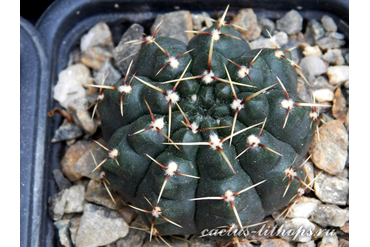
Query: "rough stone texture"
286 197 321 219
150 11 193 44
69 215 82 246
309 120 348 175
68 98 97 135
258 17 275 38
64 183 86 214
311 204 349 228
340 221 349 233
317 234 339 247
276 10 303 35
115 228 146 247
53 63 93 109
84 179 125 210
304 19 325 45
53 169 72 190
51 120 84 143
73 138 108 181
61 140 91 182
49 183 85 220
233 8 262 41
316 37 345 50
327 66 349 86
332 88 348 123
95 59 122 86
322 49 345 65
76 203 129 247
81 46 113 71
278 218 316 242
313 171 349 205
80 22 114 52
54 219 72 247
113 23 144 74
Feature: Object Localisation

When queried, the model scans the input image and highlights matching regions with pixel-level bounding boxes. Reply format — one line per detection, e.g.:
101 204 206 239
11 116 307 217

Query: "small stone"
322 49 345 65
303 161 315 186
53 169 72 190
61 140 91 182
95 59 122 86
340 221 349 233
54 219 72 247
64 183 86 214
115 228 146 247
309 120 348 175
327 66 349 86
53 63 93 109
297 241 316 247
233 8 261 41
80 22 114 52
49 183 85 220
332 88 348 123
76 203 129 247
51 120 84 143
344 53 349 64
117 206 138 224
150 11 193 44
84 179 125 210
49 190 68 221
286 196 321 219
321 15 337 32
260 238 291 247
67 98 97 135
313 88 334 103
249 36 276 49
249 31 288 50
73 138 108 181
301 44 322 57
326 31 345 40
81 46 113 71
317 234 339 247
276 10 303 35
191 12 213 31
316 37 345 50
299 55 327 81
273 31 289 46
304 19 325 45
258 17 275 38
338 239 349 247
313 172 349 206
113 23 144 74
69 215 82 246
278 218 316 242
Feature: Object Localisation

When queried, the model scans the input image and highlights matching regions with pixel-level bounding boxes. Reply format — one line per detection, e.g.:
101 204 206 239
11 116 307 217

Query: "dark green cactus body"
97 21 315 236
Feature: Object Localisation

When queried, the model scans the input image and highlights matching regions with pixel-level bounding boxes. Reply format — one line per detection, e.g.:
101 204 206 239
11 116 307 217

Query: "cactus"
89 6 321 240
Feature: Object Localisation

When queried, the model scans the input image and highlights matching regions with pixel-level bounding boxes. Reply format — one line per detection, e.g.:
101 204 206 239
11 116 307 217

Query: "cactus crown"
90 5 318 239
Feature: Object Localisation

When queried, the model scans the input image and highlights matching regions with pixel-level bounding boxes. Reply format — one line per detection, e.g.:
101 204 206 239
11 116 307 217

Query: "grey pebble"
321 15 337 32
304 19 325 45
54 219 72 247
258 17 275 38
313 171 349 206
53 169 72 191
51 120 84 143
276 10 303 34
75 203 129 247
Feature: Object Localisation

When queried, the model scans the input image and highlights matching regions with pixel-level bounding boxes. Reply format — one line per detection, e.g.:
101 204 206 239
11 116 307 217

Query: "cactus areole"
96 10 315 238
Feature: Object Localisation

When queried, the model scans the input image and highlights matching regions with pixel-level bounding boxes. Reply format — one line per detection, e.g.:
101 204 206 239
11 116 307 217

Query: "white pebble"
313 89 334 102
327 65 349 86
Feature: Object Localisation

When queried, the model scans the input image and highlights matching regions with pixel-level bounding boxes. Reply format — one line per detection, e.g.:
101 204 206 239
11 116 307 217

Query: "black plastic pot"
20 0 349 246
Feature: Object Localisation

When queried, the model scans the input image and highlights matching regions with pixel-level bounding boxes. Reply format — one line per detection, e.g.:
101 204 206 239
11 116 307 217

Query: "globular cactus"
90 6 319 239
